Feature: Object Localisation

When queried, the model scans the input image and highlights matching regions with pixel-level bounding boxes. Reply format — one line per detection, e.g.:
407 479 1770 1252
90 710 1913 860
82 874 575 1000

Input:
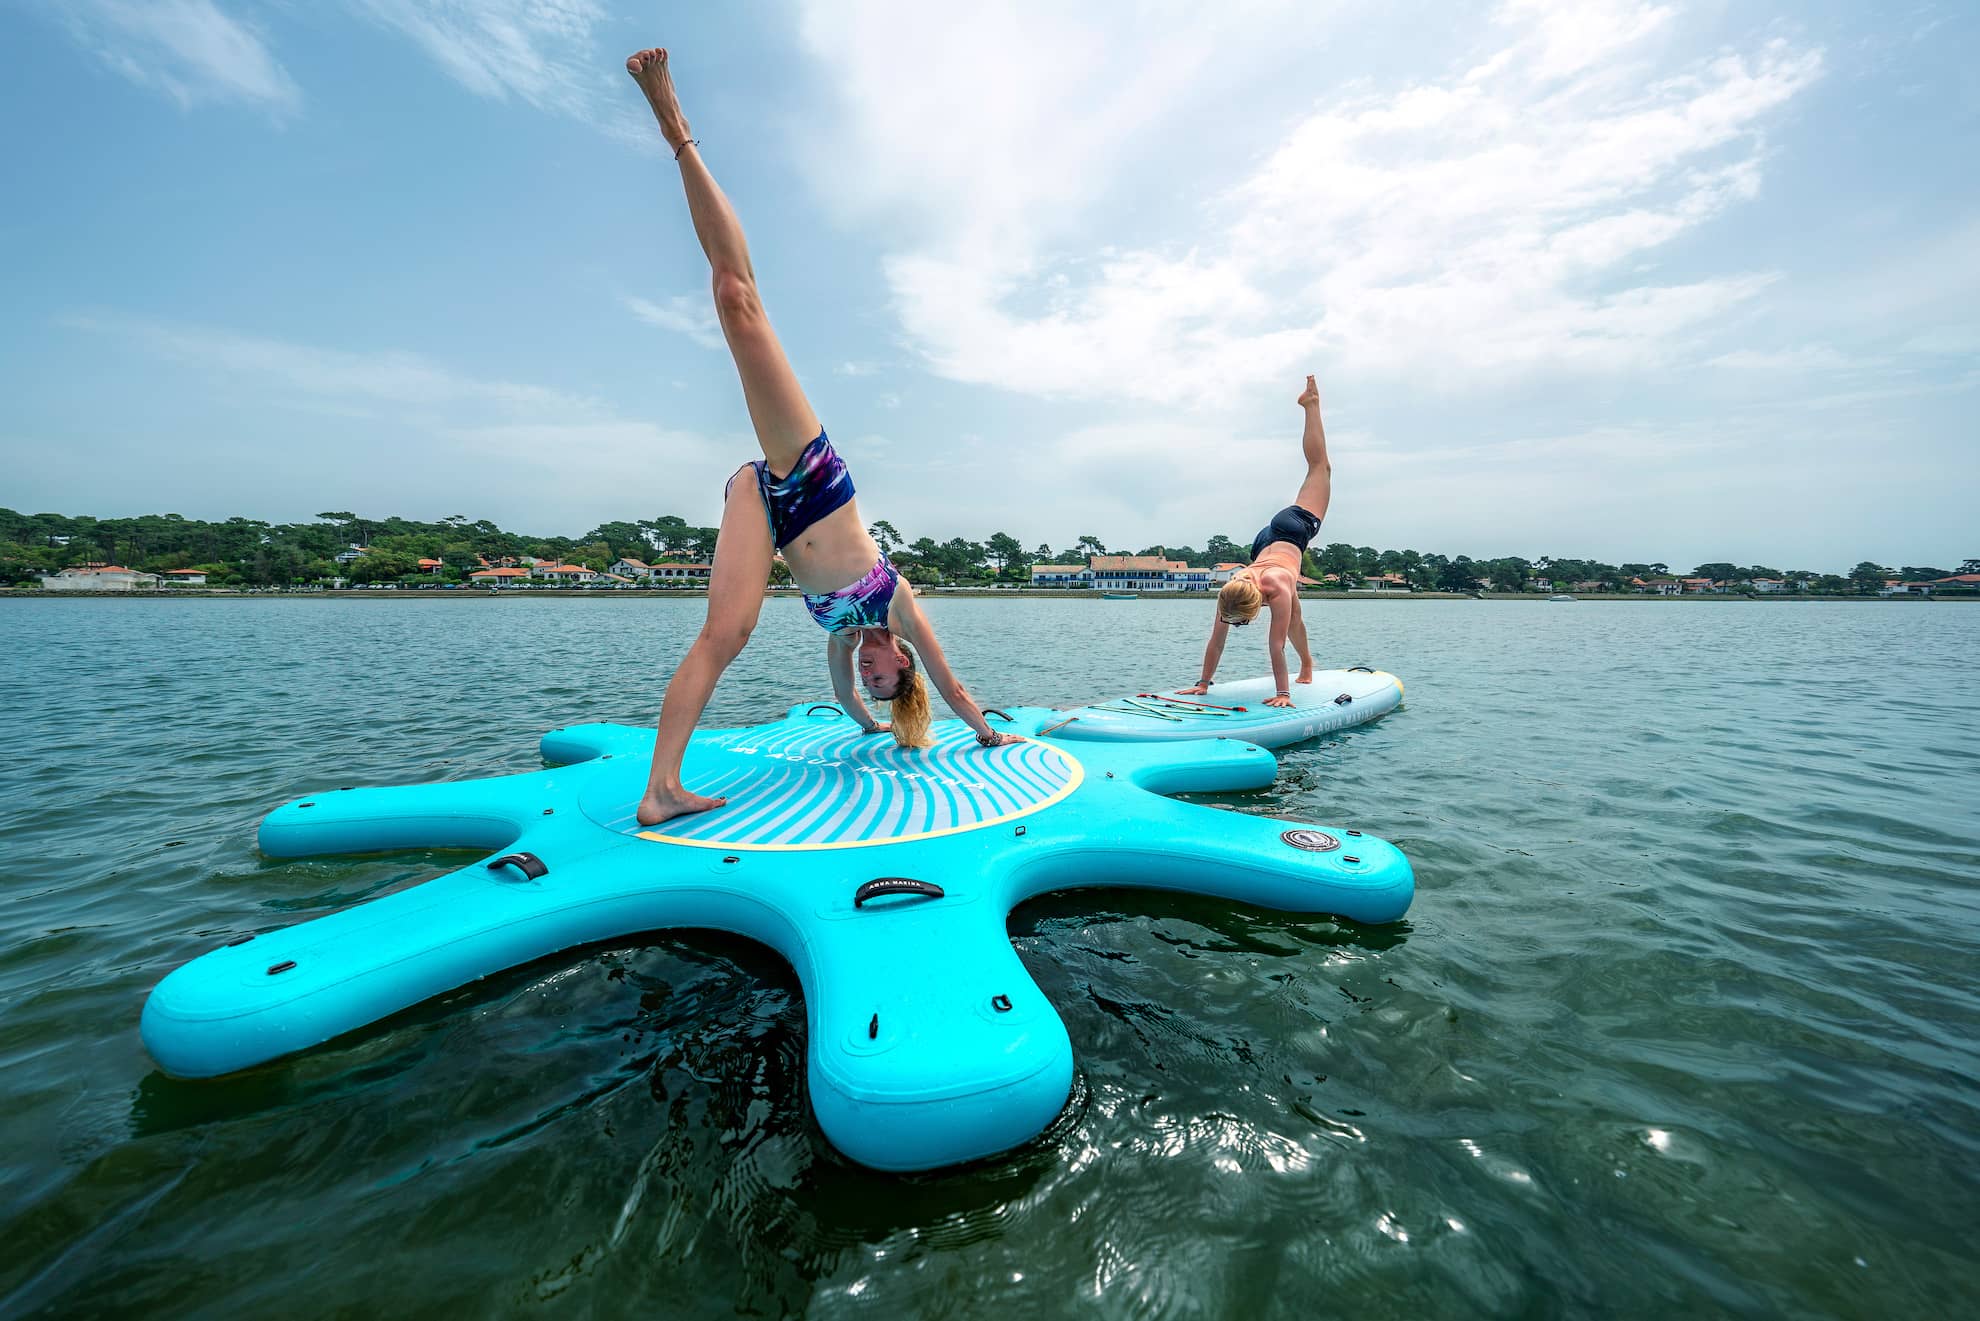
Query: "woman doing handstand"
1179 375 1332 708
625 46 1018 828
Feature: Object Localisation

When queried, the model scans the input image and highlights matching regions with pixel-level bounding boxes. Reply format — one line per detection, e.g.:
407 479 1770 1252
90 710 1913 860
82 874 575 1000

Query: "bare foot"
1298 373 1319 409
1296 666 1314 684
625 47 692 151
636 784 727 827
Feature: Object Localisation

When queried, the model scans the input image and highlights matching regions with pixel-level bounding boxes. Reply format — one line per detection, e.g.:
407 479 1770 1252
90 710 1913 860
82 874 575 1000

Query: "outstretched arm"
1178 614 1231 694
826 637 887 734
1264 597 1295 705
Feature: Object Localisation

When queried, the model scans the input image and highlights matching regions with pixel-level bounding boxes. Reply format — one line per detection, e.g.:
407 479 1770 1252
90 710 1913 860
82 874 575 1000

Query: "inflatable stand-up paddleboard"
142 704 1412 1172
1048 668 1403 748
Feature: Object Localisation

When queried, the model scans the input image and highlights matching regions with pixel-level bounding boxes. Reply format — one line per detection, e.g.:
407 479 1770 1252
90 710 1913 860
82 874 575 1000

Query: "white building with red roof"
1031 555 1214 591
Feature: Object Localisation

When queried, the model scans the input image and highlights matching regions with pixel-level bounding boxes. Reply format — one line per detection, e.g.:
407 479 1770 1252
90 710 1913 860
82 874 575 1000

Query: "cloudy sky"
3 0 1974 569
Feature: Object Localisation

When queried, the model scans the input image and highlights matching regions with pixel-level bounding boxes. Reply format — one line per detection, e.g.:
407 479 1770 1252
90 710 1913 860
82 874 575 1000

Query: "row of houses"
1029 555 1396 591
1022 562 1980 597
40 546 1980 597
464 555 716 585
1625 577 1710 594
1629 574 1980 596
1880 574 1980 596
36 550 713 591
468 563 619 585
1626 576 1817 594
1029 555 1219 591
336 545 608 582
607 557 714 584
329 545 716 586
462 556 719 586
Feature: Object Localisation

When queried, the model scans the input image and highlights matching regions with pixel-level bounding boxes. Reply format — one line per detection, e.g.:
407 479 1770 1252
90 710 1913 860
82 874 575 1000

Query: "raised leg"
1293 374 1332 521
628 47 819 475
637 469 774 826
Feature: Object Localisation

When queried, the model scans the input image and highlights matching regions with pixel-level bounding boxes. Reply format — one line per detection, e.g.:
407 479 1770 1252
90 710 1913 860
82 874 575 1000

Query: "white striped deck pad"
588 720 1082 850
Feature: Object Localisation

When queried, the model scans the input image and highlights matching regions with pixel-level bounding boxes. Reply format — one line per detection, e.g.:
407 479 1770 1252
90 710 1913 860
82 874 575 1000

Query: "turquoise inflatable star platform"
141 703 1413 1172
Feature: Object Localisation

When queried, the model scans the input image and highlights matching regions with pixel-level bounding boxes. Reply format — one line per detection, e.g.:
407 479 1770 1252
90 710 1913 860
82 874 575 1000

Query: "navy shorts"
1250 505 1323 561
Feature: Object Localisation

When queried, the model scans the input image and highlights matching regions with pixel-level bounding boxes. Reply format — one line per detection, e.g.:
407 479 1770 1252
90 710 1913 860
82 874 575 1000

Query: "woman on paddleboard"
1179 376 1332 708
624 46 1019 829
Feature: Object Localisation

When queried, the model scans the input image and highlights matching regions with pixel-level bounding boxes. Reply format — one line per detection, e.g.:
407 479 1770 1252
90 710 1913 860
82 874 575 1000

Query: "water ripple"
1 597 1977 1316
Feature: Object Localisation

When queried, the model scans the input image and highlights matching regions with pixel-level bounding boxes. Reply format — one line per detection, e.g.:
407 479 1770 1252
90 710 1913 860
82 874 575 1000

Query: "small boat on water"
1103 592 1140 600
1549 593 1577 602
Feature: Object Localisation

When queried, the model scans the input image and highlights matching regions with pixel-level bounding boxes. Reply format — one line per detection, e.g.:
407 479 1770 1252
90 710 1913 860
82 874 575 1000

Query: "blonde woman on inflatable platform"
1179 376 1332 709
625 47 1019 829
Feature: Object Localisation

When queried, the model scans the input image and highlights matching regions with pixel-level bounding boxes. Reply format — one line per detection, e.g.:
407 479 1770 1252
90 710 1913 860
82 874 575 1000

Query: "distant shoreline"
6 588 1968 603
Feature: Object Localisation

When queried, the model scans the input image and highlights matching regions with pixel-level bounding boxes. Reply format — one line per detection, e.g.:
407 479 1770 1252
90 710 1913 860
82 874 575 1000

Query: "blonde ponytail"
888 642 935 749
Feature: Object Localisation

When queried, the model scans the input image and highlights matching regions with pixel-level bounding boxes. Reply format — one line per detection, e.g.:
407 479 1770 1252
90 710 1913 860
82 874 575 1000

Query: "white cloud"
346 0 650 141
793 0 1242 259
62 313 590 413
44 0 658 139
53 0 300 113
58 312 743 526
1708 346 1854 371
444 420 724 477
798 1 1822 406
1338 416 1961 568
623 295 723 350
1467 0 1676 86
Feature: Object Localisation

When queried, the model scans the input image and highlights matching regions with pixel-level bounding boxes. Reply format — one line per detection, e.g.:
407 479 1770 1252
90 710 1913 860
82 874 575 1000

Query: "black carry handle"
1348 664 1375 673
982 708 1013 723
488 851 548 880
806 703 844 717
1333 693 1354 706
854 877 945 908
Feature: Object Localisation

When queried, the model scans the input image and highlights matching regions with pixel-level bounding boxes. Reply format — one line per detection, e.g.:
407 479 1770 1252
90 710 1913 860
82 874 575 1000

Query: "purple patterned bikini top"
804 556 900 633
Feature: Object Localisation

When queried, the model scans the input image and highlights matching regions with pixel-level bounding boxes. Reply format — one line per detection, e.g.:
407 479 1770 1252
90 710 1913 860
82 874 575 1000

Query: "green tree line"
0 509 724 588
3 507 1970 594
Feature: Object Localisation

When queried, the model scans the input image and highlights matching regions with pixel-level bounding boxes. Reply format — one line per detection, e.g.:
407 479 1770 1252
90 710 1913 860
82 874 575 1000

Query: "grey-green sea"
2 596 1976 1319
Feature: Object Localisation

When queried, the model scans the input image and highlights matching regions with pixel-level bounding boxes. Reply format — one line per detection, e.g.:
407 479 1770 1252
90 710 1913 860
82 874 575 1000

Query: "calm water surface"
2 597 1976 1318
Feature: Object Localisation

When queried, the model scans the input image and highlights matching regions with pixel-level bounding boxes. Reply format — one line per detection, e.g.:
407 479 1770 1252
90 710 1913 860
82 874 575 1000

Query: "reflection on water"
2 597 1977 1316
